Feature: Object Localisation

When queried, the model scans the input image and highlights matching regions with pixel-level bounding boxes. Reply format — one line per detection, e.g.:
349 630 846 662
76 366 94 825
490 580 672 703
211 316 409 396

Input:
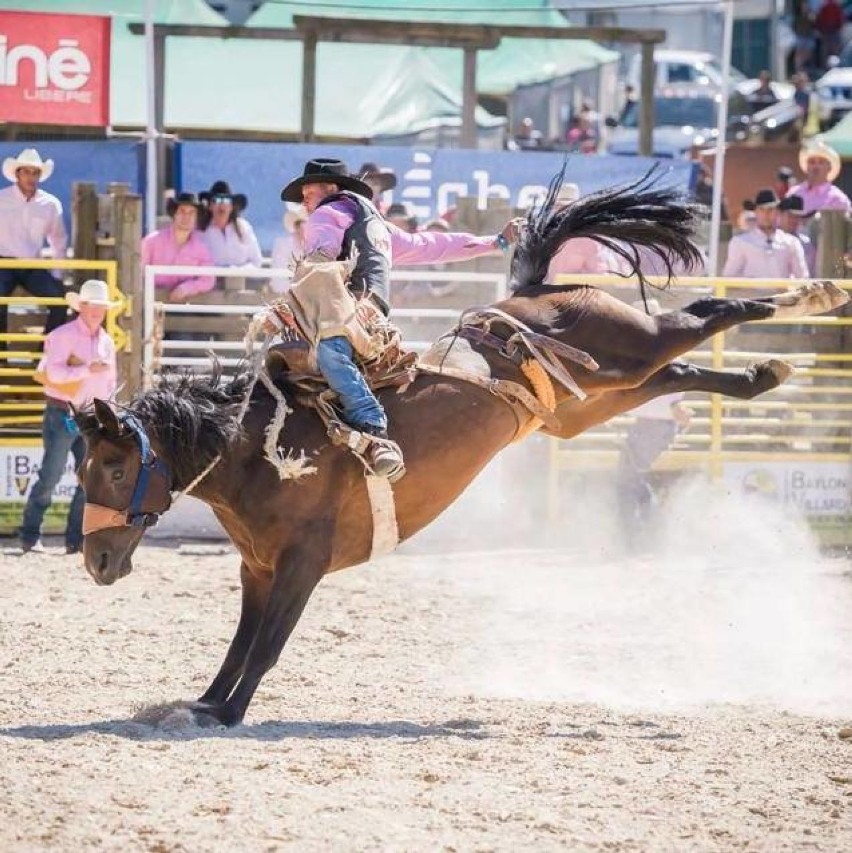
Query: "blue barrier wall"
0 140 699 256
180 142 699 253
0 141 142 237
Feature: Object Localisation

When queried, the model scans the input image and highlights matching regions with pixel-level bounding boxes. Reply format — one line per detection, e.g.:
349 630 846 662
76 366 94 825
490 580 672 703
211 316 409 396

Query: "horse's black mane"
78 364 257 489
511 163 704 299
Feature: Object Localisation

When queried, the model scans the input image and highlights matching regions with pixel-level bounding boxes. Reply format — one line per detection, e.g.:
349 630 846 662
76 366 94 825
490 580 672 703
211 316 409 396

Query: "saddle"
257 259 414 480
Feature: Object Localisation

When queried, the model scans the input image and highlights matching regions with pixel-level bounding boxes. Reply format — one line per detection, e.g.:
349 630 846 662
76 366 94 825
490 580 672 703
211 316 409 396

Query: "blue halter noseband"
82 412 173 535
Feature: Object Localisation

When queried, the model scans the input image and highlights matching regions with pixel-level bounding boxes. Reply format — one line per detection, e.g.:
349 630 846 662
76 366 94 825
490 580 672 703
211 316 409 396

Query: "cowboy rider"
279 158 523 477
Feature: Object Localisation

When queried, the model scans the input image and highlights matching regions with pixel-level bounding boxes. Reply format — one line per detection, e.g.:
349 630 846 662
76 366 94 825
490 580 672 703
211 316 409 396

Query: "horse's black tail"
510 162 704 295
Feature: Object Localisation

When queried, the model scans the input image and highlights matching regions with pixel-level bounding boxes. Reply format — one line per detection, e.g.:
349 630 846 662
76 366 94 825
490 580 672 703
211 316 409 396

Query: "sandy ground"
0 518 850 852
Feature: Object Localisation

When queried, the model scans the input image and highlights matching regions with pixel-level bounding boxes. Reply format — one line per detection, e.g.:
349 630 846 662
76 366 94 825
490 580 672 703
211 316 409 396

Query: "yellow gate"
0 258 127 535
548 275 852 545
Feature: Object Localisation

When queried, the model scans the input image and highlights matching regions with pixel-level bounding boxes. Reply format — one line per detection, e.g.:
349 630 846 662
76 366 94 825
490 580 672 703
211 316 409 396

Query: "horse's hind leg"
196 562 271 706
544 358 794 440
651 358 796 399
679 280 848 324
645 281 848 368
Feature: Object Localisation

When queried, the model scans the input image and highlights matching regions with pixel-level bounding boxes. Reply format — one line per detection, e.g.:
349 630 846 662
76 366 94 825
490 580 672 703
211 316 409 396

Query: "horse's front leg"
192 546 324 727
196 561 272 706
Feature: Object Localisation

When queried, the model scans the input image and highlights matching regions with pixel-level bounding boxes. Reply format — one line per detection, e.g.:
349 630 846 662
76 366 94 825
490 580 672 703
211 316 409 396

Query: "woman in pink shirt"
140 193 214 302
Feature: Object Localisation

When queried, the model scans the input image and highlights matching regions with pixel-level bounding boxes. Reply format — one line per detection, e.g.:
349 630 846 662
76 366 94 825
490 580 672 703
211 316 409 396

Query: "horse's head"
77 399 172 586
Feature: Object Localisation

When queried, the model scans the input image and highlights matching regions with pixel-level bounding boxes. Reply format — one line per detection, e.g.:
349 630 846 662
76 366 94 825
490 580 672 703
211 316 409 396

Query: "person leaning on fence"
21 280 118 556
278 157 523 476
198 180 262 268
722 188 809 279
140 192 214 302
0 148 68 348
786 141 851 215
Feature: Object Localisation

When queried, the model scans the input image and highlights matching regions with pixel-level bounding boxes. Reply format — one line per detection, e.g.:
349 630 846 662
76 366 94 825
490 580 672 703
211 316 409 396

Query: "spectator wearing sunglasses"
722 188 808 279
198 180 262 267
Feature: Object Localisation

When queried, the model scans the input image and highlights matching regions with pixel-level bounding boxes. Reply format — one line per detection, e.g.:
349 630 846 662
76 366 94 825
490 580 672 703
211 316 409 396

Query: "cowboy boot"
360 425 405 479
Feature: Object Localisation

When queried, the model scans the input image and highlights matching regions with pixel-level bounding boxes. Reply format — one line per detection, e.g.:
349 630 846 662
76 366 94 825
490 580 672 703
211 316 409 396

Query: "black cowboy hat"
356 161 397 192
753 188 780 208
779 194 806 215
165 191 204 217
280 158 373 203
198 180 247 213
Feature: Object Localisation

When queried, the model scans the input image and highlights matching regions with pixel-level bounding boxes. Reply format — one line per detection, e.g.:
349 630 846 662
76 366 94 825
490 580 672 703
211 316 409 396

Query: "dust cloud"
400 438 852 717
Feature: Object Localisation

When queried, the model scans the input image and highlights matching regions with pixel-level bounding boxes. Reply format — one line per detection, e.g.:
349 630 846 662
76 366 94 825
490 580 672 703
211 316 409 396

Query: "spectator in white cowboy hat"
356 162 397 215
140 192 214 302
21 279 118 555
0 147 68 345
198 180 262 268
546 183 627 280
269 205 308 293
779 193 816 276
723 188 808 279
787 141 851 215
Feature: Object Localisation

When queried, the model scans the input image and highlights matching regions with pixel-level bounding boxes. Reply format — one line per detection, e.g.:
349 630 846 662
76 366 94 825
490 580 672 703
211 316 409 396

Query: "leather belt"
44 396 73 412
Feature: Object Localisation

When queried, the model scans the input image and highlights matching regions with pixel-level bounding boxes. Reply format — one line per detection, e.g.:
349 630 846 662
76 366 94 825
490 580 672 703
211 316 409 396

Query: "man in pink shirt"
21 280 118 555
787 141 851 215
140 192 214 301
279 158 522 477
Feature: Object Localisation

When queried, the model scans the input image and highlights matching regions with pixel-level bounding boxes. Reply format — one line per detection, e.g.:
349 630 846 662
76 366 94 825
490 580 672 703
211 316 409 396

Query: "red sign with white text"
0 10 110 126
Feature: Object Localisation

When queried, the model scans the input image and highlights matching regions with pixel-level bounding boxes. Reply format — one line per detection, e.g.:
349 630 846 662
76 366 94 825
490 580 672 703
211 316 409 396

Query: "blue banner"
0 140 698 255
180 142 699 253
0 141 142 237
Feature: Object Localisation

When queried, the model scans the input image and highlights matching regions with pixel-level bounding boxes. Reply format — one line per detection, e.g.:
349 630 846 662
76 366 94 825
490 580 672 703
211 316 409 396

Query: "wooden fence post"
815 210 849 277
112 193 143 397
71 182 98 288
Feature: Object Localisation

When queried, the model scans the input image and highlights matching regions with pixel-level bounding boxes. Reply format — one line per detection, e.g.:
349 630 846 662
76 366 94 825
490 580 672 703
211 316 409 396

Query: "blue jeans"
315 336 386 431
21 405 86 550
0 268 67 342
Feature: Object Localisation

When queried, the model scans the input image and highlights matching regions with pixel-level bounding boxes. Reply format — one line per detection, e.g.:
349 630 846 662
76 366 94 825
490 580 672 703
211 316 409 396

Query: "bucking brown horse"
76 171 849 726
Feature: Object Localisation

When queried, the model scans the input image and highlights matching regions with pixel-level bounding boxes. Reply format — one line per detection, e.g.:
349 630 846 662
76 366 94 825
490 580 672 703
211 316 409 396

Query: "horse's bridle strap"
83 502 160 535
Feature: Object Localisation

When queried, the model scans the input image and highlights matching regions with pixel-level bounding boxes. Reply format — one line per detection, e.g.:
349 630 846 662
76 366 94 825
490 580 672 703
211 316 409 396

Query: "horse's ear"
93 398 121 437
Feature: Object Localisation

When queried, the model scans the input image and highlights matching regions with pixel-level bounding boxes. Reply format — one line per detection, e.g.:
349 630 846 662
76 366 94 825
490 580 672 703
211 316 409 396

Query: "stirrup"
368 438 406 482
327 420 406 482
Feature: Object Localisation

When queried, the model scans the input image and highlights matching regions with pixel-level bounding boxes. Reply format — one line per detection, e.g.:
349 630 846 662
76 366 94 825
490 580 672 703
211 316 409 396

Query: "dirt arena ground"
1 493 850 853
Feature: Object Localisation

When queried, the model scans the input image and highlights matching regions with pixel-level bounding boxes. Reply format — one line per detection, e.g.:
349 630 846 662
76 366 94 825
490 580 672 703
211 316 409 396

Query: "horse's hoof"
189 701 239 729
772 281 848 318
765 358 796 385
815 280 850 311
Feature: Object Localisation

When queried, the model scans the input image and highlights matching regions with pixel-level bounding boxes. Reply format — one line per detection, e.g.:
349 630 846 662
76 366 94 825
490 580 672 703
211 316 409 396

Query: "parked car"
815 41 852 128
607 89 800 158
627 49 794 102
